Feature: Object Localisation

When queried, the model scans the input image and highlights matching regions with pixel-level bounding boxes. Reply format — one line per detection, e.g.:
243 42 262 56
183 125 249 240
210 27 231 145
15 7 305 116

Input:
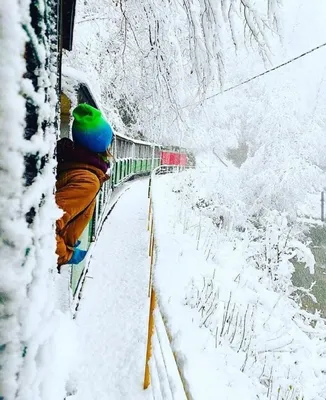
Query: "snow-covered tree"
65 0 281 144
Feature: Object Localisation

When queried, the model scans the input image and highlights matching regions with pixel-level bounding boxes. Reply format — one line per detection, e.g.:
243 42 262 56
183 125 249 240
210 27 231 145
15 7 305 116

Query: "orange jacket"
55 139 109 266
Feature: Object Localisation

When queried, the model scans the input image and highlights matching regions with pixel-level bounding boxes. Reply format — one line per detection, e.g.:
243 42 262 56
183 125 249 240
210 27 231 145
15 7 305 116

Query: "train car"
160 149 188 166
0 0 76 397
160 151 188 166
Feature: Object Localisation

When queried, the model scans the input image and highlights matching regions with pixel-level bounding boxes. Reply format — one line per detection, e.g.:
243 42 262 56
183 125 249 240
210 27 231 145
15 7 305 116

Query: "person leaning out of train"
55 103 113 270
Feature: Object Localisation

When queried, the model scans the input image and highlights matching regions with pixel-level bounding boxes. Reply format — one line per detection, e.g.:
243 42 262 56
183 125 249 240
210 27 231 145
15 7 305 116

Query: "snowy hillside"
152 169 326 399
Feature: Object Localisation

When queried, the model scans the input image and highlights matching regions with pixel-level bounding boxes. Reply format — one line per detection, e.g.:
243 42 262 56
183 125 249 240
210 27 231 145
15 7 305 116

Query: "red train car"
160 150 188 166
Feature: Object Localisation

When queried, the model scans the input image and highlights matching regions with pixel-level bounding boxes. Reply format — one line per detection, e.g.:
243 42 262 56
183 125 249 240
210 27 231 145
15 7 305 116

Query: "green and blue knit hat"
72 103 113 153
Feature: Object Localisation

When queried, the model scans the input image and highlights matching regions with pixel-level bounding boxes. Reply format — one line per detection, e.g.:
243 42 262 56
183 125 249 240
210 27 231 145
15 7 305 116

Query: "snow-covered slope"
152 170 326 400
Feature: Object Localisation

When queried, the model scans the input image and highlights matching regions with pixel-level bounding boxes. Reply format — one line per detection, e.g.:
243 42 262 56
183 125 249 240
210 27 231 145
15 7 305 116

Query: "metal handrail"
143 170 189 399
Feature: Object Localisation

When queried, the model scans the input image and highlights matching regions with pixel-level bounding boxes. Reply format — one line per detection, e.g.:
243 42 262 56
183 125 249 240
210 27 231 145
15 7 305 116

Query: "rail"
143 165 190 400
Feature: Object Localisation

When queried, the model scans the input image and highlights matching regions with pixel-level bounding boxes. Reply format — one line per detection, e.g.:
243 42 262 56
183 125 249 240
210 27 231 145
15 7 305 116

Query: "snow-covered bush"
152 168 326 399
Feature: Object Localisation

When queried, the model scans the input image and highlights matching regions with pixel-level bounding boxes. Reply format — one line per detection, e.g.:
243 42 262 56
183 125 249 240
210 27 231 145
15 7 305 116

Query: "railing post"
147 198 152 231
149 218 154 257
148 177 152 198
143 288 156 390
148 235 155 297
322 191 325 222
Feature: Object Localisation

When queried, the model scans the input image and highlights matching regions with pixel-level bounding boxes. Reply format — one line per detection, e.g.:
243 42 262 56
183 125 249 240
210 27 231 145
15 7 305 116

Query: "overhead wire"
181 41 326 109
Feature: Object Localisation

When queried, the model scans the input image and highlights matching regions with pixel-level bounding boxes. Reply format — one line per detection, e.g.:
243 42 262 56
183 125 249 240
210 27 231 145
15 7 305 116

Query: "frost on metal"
0 1 73 399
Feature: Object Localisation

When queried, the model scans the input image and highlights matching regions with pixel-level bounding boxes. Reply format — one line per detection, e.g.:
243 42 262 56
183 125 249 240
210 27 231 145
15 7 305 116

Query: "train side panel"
160 151 188 166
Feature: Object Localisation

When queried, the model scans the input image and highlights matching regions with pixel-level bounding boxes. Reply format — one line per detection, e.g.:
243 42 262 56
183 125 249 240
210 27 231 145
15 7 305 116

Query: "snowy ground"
71 179 153 400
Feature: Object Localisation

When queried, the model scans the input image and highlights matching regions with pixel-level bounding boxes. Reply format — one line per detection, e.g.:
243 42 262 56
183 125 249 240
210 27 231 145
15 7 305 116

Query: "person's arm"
56 170 100 265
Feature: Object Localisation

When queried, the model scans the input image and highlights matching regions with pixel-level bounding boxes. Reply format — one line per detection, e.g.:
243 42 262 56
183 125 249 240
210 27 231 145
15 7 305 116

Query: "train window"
115 139 118 157
135 144 140 158
112 137 117 158
116 138 121 158
127 142 132 158
124 141 128 158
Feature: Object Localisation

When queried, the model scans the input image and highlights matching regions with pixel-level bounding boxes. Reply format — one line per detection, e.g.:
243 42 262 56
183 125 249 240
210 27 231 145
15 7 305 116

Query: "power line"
182 42 326 108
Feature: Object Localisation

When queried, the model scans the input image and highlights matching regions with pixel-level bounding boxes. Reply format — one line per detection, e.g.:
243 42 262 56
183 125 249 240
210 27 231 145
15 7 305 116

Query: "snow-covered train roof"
62 66 160 148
